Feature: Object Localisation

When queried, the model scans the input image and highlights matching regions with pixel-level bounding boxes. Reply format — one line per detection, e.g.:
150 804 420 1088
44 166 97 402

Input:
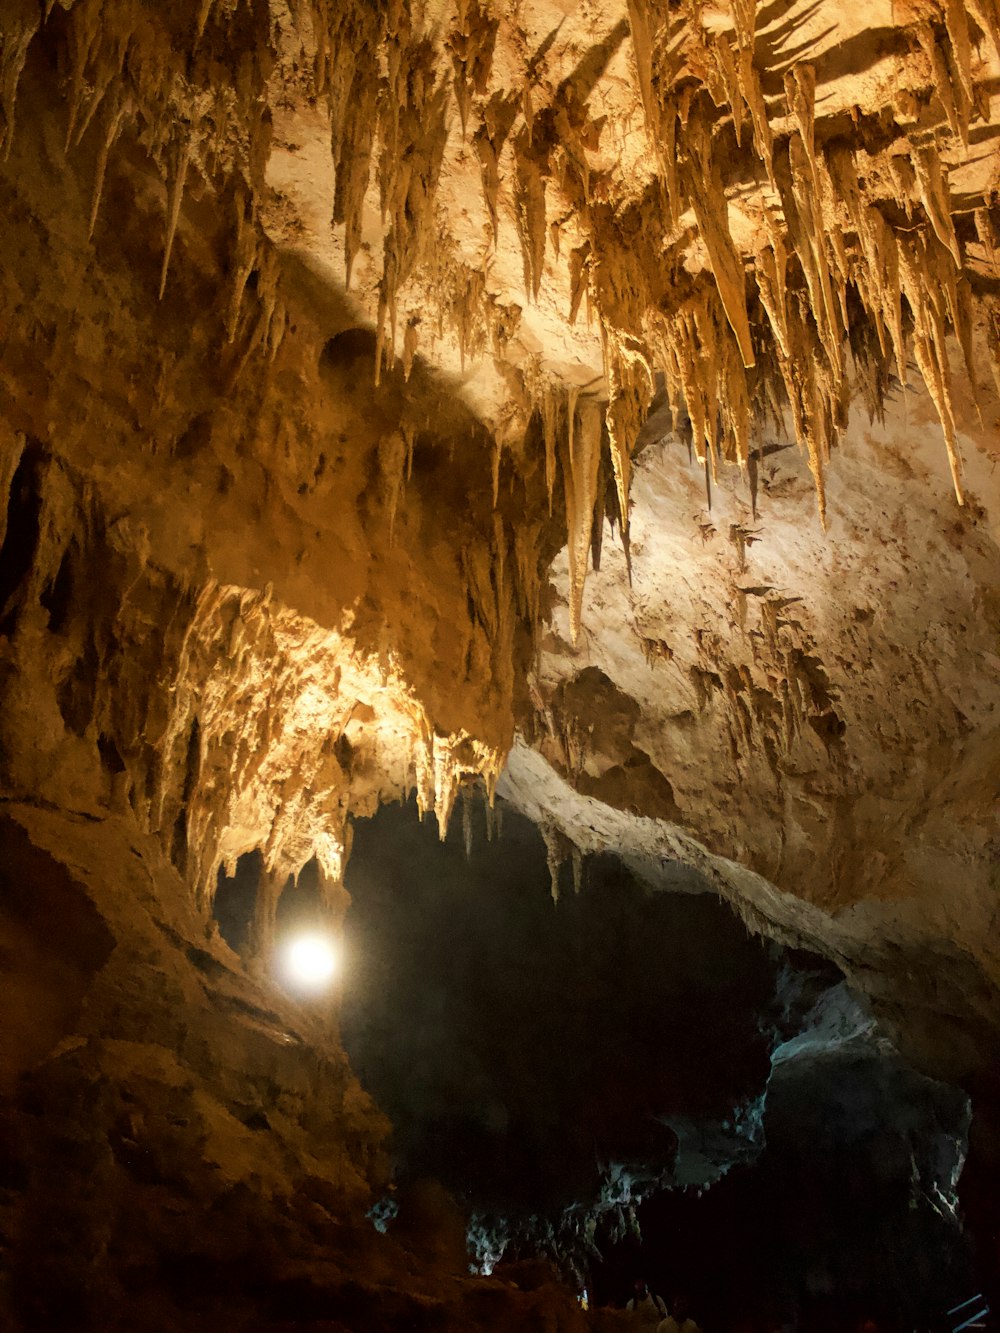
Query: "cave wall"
0 9 569 1324
2 0 1000 1318
0 15 562 901
2 0 999 1063
0 805 389 1328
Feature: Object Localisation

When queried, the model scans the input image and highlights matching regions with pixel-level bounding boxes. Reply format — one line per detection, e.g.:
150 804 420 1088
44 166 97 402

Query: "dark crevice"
40 546 74 634
97 733 126 775
0 440 46 637
181 718 201 805
213 850 263 955
320 327 377 372
170 809 188 874
57 636 100 737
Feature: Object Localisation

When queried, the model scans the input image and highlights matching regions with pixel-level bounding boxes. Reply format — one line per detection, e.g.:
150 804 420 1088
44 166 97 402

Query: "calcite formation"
1 0 1000 1321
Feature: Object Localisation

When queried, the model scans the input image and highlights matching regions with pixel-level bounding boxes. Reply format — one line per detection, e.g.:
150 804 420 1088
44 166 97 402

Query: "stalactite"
513 131 548 301
302 0 384 270
912 17 971 146
88 94 128 239
604 329 654 526
447 0 498 138
897 230 966 502
707 30 743 146
542 825 563 904
402 320 419 381
474 90 518 247
684 107 755 370
825 144 907 383
542 386 560 516
462 785 474 859
755 219 791 360
194 0 215 46
159 132 192 300
336 90 376 289
0 0 39 159
569 243 591 325
374 22 450 380
913 142 962 267
432 736 504 841
967 0 1000 67
560 396 603 645
625 0 657 149
777 72 844 385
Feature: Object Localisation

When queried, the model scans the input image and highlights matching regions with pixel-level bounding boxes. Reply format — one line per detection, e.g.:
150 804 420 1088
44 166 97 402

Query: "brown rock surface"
2 0 1000 1320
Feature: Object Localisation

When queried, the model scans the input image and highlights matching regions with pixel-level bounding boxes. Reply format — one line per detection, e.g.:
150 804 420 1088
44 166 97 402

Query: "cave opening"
214 852 342 994
340 795 976 1329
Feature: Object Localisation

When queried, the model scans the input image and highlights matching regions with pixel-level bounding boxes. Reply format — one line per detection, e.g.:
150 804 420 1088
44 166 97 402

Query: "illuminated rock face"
509 372 1000 1084
1 0 1000 1322
2 0 999 984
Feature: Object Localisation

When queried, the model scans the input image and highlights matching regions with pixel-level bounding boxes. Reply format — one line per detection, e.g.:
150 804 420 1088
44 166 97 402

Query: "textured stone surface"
507 371 1000 1081
2 0 1000 1319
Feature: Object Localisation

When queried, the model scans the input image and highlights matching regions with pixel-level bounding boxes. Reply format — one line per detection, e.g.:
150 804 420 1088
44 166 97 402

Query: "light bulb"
281 931 339 990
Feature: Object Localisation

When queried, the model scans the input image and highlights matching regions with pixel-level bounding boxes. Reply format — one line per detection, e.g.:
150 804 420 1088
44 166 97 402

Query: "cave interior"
2 0 1000 1329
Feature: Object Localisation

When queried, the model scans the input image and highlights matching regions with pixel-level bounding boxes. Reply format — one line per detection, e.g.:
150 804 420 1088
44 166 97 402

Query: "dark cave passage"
341 795 780 1216
339 795 977 1328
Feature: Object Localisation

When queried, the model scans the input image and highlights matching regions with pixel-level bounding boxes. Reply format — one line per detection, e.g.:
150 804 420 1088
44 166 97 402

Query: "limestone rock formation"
1 0 1000 1321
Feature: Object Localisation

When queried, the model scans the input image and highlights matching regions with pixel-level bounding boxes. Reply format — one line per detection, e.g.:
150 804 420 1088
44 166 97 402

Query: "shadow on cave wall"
337 795 976 1325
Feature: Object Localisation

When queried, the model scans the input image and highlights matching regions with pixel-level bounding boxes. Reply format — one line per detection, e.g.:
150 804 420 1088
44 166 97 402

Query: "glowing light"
280 932 340 991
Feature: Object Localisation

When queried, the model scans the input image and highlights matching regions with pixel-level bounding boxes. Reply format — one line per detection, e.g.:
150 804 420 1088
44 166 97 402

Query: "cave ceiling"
0 0 999 1086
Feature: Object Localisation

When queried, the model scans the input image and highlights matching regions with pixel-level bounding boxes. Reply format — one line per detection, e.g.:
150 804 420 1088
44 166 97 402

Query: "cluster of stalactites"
597 0 1000 521
136 578 512 906
541 824 584 904
12 0 999 552
310 0 999 541
2 0 289 366
0 424 521 918
301 0 498 385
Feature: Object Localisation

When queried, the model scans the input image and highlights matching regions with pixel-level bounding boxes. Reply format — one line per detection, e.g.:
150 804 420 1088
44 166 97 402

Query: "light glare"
282 932 339 990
